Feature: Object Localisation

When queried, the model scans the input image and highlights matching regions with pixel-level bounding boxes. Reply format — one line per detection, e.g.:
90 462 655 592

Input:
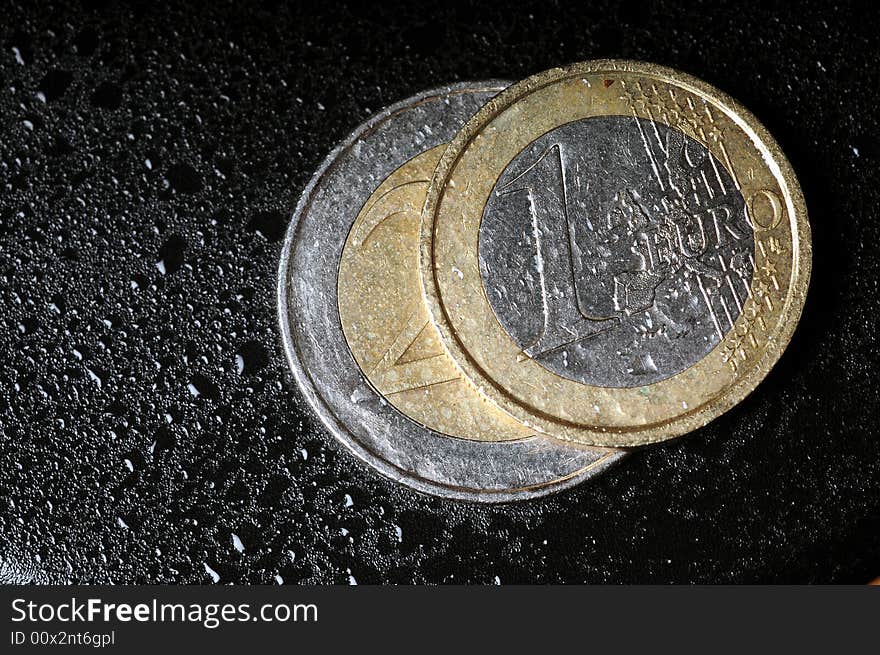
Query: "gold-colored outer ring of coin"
419 60 812 448
337 145 533 442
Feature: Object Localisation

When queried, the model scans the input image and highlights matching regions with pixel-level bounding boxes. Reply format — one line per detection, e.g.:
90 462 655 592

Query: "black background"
0 0 877 584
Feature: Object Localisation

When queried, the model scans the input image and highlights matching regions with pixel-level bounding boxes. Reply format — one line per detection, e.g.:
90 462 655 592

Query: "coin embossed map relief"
278 82 623 503
480 116 753 387
421 61 811 448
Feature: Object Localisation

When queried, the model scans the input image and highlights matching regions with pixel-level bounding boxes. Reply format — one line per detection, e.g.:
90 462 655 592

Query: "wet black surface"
0 0 878 584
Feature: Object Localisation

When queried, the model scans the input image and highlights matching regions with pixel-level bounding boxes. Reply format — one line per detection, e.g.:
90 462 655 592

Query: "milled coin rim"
277 81 625 502
420 60 812 447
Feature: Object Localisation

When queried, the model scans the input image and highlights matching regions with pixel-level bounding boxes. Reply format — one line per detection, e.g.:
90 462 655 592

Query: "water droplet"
203 563 220 583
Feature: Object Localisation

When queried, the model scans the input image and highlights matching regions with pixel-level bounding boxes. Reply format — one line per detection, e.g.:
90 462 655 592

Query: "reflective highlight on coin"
421 61 811 447
278 82 624 502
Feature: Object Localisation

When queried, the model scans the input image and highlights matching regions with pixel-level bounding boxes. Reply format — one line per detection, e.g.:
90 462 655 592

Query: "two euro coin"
278 82 623 502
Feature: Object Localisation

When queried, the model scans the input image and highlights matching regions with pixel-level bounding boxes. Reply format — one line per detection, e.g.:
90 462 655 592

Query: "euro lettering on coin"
278 82 623 502
420 61 811 447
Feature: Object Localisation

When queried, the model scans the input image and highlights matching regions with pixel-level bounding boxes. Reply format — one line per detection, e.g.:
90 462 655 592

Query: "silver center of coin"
479 115 754 387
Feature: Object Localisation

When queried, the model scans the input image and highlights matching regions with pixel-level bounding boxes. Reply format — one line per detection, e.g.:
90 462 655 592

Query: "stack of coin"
277 60 811 502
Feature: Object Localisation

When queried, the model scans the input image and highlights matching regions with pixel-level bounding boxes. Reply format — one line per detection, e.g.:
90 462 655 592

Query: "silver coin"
479 115 753 388
277 83 625 502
